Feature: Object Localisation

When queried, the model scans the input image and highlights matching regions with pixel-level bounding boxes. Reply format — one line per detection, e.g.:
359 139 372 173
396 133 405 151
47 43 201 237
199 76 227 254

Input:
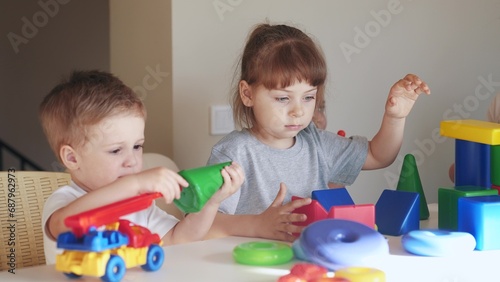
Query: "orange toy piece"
278 263 351 282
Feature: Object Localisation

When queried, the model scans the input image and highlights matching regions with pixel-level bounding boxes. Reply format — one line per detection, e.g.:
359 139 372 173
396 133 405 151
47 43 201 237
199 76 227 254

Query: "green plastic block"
438 186 498 230
174 161 231 213
396 154 429 220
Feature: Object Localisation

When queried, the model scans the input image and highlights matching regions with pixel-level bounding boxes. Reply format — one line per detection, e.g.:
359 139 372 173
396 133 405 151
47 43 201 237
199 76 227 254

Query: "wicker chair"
0 171 70 271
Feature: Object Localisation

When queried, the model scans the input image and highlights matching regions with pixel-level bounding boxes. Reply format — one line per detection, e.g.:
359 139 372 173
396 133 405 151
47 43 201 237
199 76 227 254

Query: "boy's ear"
239 80 253 107
60 145 79 170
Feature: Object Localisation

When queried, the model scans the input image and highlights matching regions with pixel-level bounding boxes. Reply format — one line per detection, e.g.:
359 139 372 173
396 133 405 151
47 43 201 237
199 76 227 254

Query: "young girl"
206 23 430 242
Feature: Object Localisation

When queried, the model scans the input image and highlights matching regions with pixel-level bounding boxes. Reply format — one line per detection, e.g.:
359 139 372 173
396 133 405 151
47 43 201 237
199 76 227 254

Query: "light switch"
210 105 235 135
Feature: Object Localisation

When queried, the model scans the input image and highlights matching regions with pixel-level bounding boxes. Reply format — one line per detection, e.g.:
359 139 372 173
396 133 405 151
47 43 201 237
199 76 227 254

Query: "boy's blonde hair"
232 23 327 128
39 70 146 163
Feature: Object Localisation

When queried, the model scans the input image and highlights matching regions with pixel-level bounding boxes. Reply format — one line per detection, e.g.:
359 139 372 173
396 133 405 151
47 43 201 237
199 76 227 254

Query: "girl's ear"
239 80 253 107
60 145 79 171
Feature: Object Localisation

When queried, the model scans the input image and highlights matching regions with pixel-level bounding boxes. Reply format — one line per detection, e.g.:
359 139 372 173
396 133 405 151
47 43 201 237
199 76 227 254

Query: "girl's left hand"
209 162 245 204
386 74 431 119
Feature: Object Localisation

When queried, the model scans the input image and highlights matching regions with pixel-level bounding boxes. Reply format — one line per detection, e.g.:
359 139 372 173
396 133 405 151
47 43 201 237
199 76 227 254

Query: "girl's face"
241 80 317 149
66 114 145 192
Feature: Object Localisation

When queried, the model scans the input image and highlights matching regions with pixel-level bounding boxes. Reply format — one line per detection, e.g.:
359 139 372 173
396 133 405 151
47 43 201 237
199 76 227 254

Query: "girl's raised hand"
386 74 430 119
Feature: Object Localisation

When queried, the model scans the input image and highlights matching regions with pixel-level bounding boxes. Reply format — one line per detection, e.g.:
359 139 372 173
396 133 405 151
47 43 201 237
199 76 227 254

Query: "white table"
1 204 498 282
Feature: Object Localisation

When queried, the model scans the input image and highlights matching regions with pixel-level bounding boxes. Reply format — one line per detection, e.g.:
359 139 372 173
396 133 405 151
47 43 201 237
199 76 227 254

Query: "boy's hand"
386 74 430 119
255 183 311 242
135 167 189 204
209 162 245 204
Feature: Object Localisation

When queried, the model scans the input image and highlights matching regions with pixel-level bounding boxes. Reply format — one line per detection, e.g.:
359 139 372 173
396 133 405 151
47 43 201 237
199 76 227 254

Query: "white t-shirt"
42 181 179 265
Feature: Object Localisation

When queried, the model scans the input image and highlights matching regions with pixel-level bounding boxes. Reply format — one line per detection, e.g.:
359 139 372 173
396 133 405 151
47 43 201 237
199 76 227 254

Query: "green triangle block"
396 154 429 220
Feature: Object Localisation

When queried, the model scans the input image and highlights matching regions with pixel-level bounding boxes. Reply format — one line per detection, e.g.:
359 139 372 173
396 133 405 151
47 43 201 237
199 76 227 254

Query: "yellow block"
335 267 386 282
440 120 500 145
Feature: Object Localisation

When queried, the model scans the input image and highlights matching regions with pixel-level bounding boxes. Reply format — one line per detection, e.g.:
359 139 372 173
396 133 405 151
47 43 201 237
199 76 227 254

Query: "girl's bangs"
257 44 326 89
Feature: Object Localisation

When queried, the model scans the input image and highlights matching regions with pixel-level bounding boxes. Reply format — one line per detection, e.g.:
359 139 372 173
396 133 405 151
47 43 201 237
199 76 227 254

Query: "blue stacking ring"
402 229 476 256
294 219 388 270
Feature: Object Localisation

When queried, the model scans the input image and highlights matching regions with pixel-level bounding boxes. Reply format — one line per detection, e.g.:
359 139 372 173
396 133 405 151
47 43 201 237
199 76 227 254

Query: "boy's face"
244 80 317 148
70 114 145 192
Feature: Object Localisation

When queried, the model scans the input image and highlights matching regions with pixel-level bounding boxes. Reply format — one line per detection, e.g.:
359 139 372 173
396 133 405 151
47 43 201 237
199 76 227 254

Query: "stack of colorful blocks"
440 119 500 250
292 152 430 237
292 188 375 231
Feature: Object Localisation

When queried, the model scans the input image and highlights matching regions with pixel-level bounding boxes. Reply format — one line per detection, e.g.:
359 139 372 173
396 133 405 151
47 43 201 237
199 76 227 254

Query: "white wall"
172 0 500 204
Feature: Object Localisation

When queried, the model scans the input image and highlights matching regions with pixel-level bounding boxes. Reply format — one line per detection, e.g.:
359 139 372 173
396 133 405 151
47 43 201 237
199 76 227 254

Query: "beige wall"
0 0 174 171
110 0 173 159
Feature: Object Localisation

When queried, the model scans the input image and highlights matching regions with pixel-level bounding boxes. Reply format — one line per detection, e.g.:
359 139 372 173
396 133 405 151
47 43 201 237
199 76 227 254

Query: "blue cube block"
458 195 500 250
455 139 491 188
311 188 354 211
375 189 420 236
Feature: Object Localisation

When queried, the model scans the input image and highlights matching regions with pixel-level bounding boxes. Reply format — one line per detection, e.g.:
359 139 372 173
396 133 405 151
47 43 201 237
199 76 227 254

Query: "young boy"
40 70 244 264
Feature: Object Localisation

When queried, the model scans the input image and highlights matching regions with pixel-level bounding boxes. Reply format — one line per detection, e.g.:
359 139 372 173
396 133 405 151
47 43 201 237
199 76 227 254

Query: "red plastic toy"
56 192 164 281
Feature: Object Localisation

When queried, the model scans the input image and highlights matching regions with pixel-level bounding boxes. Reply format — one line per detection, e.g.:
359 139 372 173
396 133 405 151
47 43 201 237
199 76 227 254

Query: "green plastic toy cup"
174 161 232 213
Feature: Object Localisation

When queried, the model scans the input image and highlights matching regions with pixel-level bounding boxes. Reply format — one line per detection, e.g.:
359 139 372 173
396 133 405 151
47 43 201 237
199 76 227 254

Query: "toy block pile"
439 120 500 250
292 153 426 236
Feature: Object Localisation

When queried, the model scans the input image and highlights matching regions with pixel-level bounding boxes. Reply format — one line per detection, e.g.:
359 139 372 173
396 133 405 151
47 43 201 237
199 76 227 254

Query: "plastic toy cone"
396 154 429 220
174 161 231 213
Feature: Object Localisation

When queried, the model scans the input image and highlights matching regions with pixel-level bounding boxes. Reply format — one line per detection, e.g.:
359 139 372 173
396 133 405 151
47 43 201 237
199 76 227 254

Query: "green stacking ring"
233 241 293 266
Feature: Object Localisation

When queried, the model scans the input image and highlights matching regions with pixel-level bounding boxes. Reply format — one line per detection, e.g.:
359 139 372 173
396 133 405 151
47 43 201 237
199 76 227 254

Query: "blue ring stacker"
402 229 476 256
292 219 389 270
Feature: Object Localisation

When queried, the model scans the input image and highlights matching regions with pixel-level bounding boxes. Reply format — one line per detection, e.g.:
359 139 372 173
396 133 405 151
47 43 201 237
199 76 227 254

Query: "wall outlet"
210 105 235 135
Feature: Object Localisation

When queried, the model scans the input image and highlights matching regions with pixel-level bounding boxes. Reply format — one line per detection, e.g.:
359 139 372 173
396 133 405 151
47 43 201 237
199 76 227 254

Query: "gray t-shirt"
207 123 368 215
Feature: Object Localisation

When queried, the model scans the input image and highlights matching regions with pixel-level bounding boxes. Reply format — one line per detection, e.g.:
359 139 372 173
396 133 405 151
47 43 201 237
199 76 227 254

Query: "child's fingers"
275 219 304 242
417 82 431 95
220 167 231 186
164 177 182 200
403 73 420 82
282 211 308 224
173 173 189 188
174 183 181 200
282 197 312 213
401 74 431 94
270 183 287 207
227 162 244 176
162 189 174 203
223 163 245 186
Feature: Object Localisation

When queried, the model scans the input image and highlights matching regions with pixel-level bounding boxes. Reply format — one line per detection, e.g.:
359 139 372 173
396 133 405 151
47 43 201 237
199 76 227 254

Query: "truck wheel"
101 255 126 282
64 272 82 279
141 244 164 271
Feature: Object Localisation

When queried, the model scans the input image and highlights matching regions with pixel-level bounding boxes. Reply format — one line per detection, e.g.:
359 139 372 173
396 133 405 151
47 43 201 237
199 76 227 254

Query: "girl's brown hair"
232 23 327 128
39 70 146 162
